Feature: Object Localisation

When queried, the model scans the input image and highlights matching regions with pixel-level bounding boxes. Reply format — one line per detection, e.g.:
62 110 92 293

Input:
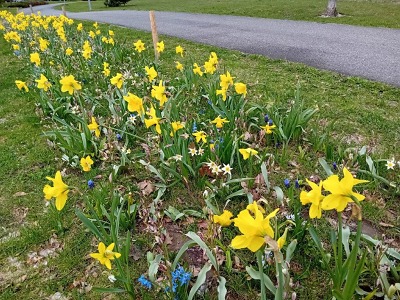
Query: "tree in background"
104 0 130 7
324 0 338 17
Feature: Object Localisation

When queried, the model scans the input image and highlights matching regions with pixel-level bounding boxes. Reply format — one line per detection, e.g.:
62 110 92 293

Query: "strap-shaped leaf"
188 262 212 300
217 276 227 300
246 266 276 294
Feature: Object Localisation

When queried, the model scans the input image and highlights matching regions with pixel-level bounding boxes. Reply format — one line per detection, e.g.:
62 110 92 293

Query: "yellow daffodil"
175 61 183 71
110 73 124 89
193 63 203 76
102 62 110 77
322 168 369 212
39 37 49 51
80 155 94 172
151 80 168 107
30 52 40 66
89 30 96 39
170 121 185 136
15 80 29 92
124 92 144 115
60 75 82 95
35 74 52 91
90 242 121 270
175 45 184 57
192 131 207 143
133 39 145 53
108 30 114 36
82 40 92 59
12 44 20 50
93 22 98 29
260 123 276 134
219 71 234 90
204 60 216 74
216 88 227 101
65 47 73 55
277 228 289 250
231 202 279 252
209 52 218 65
106 37 114 46
88 117 100 137
213 210 233 227
300 179 325 219
77 23 83 31
239 148 258 160
43 171 69 211
235 83 247 97
145 66 157 81
211 116 229 128
144 105 161 134
156 41 165 53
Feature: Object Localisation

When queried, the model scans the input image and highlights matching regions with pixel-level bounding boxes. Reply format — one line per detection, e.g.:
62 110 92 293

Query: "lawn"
58 0 400 28
0 11 399 300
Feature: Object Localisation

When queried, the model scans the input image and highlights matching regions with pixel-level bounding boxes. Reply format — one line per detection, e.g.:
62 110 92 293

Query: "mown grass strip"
58 0 400 28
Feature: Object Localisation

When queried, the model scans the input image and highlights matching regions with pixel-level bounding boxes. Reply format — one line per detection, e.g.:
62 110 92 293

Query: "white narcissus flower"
386 158 396 170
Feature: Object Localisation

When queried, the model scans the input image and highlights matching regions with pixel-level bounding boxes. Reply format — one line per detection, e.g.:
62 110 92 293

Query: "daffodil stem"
249 156 254 189
276 261 284 300
337 212 343 283
256 250 267 300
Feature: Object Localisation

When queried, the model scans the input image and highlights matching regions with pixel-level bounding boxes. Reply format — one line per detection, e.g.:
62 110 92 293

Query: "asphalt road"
23 4 400 87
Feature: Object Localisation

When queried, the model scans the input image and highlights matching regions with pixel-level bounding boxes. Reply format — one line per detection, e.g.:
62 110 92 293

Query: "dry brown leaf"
141 143 151 158
243 131 252 141
13 192 27 197
137 180 155 196
379 222 394 228
254 173 265 186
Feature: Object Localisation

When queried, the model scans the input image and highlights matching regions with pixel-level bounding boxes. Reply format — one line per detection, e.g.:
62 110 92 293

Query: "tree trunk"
325 0 338 17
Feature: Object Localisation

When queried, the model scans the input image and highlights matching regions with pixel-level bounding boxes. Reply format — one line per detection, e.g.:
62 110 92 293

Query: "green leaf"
361 234 400 260
286 239 297 263
318 157 333 176
358 145 367 156
341 226 351 258
183 209 204 218
365 155 376 175
261 162 271 191
186 232 217 269
172 240 196 270
226 188 246 200
75 209 103 241
188 262 212 300
246 266 276 294
217 276 227 300
148 253 162 282
80 132 87 151
273 186 284 204
139 159 165 183
363 289 377 300
164 206 185 221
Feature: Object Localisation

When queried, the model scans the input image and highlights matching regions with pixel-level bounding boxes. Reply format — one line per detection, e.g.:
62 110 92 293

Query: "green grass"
58 0 400 28
0 18 399 299
0 36 94 299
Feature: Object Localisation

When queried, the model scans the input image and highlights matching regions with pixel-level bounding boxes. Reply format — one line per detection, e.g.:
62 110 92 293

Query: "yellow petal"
98 242 106 253
55 190 68 210
105 259 112 270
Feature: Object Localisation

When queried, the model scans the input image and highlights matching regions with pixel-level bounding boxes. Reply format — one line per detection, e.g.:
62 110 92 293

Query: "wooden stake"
62 5 67 17
149 11 159 61
29 4 33 14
